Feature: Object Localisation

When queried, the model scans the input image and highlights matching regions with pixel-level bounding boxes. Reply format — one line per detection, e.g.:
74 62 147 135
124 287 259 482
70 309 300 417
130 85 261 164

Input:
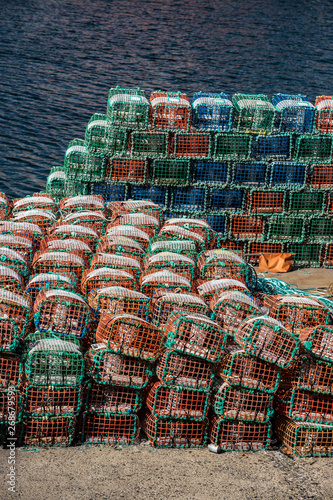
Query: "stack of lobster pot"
264 293 333 457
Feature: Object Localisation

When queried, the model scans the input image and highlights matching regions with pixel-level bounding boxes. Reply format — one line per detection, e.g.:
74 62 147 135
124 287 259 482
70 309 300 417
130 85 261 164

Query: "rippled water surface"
1 0 333 198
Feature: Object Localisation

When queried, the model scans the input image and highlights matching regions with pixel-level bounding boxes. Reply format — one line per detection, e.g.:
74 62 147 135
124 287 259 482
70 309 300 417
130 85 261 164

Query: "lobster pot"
64 178 90 198
209 416 271 451
149 91 191 131
147 239 198 260
247 242 283 266
234 316 299 368
294 135 333 164
82 412 140 444
173 131 211 159
281 356 333 395
0 234 34 263
197 278 251 304
107 87 149 129
106 225 150 250
85 345 152 388
164 312 224 362
61 210 107 235
159 224 206 252
265 216 305 243
25 273 76 301
0 221 43 251
49 223 99 250
265 295 330 332
275 415 333 458
156 350 213 390
151 159 191 186
11 209 57 235
81 268 137 296
315 95 333 133
208 188 244 213
109 156 148 184
22 384 82 417
253 133 292 161
33 289 91 338
146 381 210 421
213 381 273 423
214 133 252 161
246 189 286 215
0 387 22 423
144 252 196 280
96 313 163 361
40 237 93 265
229 215 264 240
22 416 76 447
0 290 31 336
287 243 322 268
152 293 209 329
270 161 307 189
231 161 268 189
85 382 142 414
0 247 29 277
163 218 213 245
193 160 229 188
0 317 19 352
275 387 333 425
216 345 280 394
96 236 145 262
309 164 333 189
232 94 276 133
217 239 246 253
202 214 227 236
299 326 333 364
323 244 333 267
64 139 106 182
24 338 84 385
88 286 150 319
192 92 233 132
210 291 262 338
143 412 207 448
109 199 164 224
11 195 58 216
32 251 86 283
90 253 142 281
0 192 10 219
308 217 333 243
0 353 22 387
60 194 106 215
197 249 251 285
289 190 325 215
272 93 315 133
130 130 170 157
0 266 23 292
108 213 160 238
140 271 192 298
85 113 110 154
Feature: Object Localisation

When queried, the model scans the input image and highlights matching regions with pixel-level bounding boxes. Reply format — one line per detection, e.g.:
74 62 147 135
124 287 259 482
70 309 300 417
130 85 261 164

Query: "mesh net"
40 237 94 265
84 113 110 154
270 161 307 189
149 91 191 131
106 225 150 250
144 252 196 280
163 217 213 244
152 293 209 328
61 210 107 235
107 87 149 129
107 212 160 238
229 215 264 240
275 387 333 425
130 130 170 157
81 267 138 296
214 133 252 161
32 251 86 282
96 235 146 261
90 253 142 281
0 289 32 336
0 353 22 387
12 209 57 234
247 242 283 265
315 95 333 134
22 416 76 447
209 416 271 451
272 93 315 133
81 412 140 445
197 249 250 284
0 234 34 263
140 270 192 297
288 190 325 214
281 355 333 395
299 326 333 364
49 224 99 250
88 286 150 319
0 317 19 352
108 200 164 224
294 135 333 163
0 247 29 277
59 195 106 215
12 195 58 216
0 387 22 423
0 265 23 292
192 92 234 132
197 278 251 304
232 94 276 133
174 132 212 159
265 216 305 242
85 381 142 414
159 225 206 251
0 221 43 251
22 384 82 417
151 159 191 186
25 273 76 302
246 190 286 215
193 160 229 187
109 156 148 184
147 239 198 259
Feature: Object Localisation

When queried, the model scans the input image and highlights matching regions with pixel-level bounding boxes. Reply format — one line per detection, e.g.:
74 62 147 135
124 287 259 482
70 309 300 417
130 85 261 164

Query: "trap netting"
253 133 292 161
130 130 170 157
162 217 214 246
192 92 234 132
140 271 192 298
48 223 99 250
0 289 32 336
275 387 333 425
145 380 210 421
232 93 276 133
0 265 23 292
85 344 153 389
246 189 286 215
275 415 333 457
197 278 251 304
315 95 333 134
24 337 84 386
209 416 271 451
106 225 150 250
90 253 142 281
84 113 111 154
108 200 164 224
298 325 333 364
234 316 299 368
59 195 106 215
158 225 206 252
150 159 191 187
213 381 273 423
22 384 82 417
143 252 196 281
95 313 163 361
156 350 213 390
33 289 91 338
22 416 76 447
46 167 66 201
96 236 146 262
216 344 281 394
108 155 148 184
197 249 253 286
265 216 305 243
152 292 209 329
294 134 333 164
0 234 34 263
0 221 43 251
0 247 29 277
281 355 333 395
32 251 86 283
11 195 58 216
229 215 264 241
81 267 138 296
81 412 140 445
173 131 212 159
40 237 94 265
0 192 10 219
149 91 191 131
25 273 76 301
0 353 22 387
88 286 150 319
107 213 160 238
60 210 107 235
142 412 208 448
107 86 149 129
147 239 198 260
85 382 142 414
163 312 224 362
214 133 252 161
0 317 20 352
11 209 57 234
272 93 315 133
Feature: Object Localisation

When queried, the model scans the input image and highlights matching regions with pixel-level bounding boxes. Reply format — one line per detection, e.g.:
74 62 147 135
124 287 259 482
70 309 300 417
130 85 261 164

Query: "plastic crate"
214 133 252 161
253 133 292 161
208 188 244 213
150 159 191 187
156 350 213 390
294 135 333 164
265 216 305 243
229 215 264 240
232 94 276 133
88 286 150 319
315 96 333 134
107 86 149 129
272 93 315 133
90 183 128 203
22 384 82 417
209 417 271 451
84 114 110 154
90 253 142 281
246 242 283 265
288 243 322 267
299 325 333 364
281 356 333 395
130 130 170 157
108 156 148 185
169 187 206 213
192 92 234 132
149 91 191 131
152 293 208 328
192 160 229 187
246 189 286 215
269 161 307 189
275 415 333 457
288 190 325 214
22 416 76 447
129 186 168 210
275 387 333 425
174 131 211 159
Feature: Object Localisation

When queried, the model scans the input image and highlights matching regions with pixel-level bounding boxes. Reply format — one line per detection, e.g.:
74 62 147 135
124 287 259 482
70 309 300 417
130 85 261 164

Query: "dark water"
1 0 333 198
